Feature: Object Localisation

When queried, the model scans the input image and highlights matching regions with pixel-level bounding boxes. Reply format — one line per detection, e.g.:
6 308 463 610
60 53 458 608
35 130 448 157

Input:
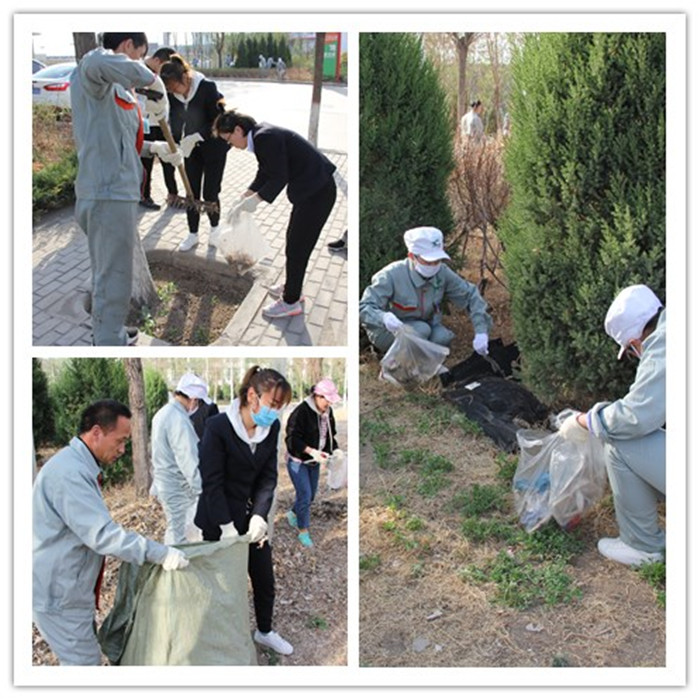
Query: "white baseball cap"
403 226 451 262
604 284 663 359
175 372 212 404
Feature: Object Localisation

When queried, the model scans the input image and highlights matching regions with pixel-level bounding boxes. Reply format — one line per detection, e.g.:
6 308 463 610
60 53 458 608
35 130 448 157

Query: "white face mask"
414 261 441 278
187 401 200 416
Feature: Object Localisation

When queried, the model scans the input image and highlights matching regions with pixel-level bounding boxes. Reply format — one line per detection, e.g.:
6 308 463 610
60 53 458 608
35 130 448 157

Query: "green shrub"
360 33 454 290
32 151 78 217
32 359 55 446
144 368 169 424
498 33 665 405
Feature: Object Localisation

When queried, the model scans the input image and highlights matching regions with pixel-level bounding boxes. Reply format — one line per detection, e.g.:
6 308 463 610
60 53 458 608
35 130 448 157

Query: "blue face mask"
251 397 279 427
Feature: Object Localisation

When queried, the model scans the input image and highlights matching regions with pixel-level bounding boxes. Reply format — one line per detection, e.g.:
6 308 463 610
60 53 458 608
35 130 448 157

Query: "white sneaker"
178 233 199 252
262 298 303 318
209 225 221 248
597 537 664 566
253 629 293 655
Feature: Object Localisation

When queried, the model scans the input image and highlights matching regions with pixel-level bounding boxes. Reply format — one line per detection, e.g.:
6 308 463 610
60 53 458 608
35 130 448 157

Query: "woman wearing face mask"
151 372 211 545
195 365 294 656
160 54 229 252
284 378 341 548
359 226 493 355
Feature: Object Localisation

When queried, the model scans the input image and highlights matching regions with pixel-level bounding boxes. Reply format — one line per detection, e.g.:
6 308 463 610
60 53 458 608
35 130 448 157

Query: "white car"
32 62 76 108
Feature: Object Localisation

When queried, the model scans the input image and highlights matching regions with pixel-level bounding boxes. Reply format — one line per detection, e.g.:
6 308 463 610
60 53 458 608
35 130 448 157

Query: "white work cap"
175 372 212 404
403 226 451 262
604 284 663 359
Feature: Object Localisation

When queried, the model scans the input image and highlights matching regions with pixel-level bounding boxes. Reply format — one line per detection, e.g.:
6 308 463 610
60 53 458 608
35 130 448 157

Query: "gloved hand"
149 141 183 168
161 547 189 571
382 311 403 334
226 195 260 224
331 448 344 461
180 132 205 158
558 413 589 443
307 448 330 466
220 522 239 539
144 76 168 122
246 514 268 543
473 333 489 356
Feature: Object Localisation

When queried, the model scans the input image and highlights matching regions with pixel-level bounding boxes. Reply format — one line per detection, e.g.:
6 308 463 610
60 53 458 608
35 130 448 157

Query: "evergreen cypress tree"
498 33 665 405
360 33 454 290
32 358 54 446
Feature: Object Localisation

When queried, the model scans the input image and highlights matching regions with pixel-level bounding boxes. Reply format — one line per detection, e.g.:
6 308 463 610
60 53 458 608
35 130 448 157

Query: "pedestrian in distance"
160 54 229 252
151 372 212 545
359 226 493 355
70 32 184 346
461 99 485 143
194 366 295 656
558 284 666 567
214 109 338 319
284 378 342 548
33 399 189 665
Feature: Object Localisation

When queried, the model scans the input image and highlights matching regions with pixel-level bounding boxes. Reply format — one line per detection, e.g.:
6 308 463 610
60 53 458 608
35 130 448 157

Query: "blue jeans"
286 457 321 530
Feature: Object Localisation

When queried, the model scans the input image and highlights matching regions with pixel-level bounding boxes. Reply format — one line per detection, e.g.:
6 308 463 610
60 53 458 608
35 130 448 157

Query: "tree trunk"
125 358 152 497
308 32 326 146
73 33 98 62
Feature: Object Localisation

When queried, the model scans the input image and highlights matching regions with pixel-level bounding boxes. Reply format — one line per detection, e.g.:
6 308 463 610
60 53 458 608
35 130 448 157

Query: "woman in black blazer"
195 365 294 656
161 55 229 252
214 109 338 319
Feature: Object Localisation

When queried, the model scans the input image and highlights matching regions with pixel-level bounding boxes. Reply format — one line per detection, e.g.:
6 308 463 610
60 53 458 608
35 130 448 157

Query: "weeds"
461 516 522 544
307 616 329 630
359 553 381 571
637 560 666 608
452 483 507 517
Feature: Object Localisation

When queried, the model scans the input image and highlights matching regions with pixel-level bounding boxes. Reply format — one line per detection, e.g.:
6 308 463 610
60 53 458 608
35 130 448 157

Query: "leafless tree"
125 358 152 497
451 33 481 130
213 32 227 68
308 32 326 146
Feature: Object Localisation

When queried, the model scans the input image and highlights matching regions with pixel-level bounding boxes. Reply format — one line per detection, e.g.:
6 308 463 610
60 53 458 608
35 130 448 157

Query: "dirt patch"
129 261 248 346
32 413 348 667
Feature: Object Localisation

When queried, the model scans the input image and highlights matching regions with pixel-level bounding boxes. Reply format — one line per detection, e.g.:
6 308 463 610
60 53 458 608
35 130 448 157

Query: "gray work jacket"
71 48 155 201
588 309 666 441
359 258 492 333
33 437 168 613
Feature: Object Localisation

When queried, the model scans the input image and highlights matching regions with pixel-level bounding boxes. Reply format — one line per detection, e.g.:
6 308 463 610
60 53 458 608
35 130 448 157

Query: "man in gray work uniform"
71 32 182 345
33 399 189 665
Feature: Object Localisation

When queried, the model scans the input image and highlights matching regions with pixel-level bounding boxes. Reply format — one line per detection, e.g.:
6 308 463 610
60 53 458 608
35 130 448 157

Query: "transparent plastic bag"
218 211 271 268
327 449 347 490
379 325 450 387
513 410 607 532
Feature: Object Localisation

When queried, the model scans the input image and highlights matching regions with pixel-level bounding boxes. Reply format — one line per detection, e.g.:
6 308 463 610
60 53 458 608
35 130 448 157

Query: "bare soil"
128 262 247 346
358 233 666 668
32 413 348 667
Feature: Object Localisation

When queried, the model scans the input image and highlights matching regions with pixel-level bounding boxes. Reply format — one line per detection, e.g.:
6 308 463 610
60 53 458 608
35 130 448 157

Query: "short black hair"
470 100 482 109
152 46 176 62
213 109 257 137
101 33 149 51
78 399 131 435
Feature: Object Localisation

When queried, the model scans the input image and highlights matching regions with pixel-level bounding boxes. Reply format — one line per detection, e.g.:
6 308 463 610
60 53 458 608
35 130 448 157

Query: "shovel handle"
158 118 196 201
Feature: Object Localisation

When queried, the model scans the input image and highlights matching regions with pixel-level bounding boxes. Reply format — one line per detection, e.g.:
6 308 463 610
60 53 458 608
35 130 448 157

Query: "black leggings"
283 177 337 304
185 144 227 232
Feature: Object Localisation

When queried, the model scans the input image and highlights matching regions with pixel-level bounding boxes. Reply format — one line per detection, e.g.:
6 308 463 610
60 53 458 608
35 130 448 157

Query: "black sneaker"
139 197 161 210
327 231 347 252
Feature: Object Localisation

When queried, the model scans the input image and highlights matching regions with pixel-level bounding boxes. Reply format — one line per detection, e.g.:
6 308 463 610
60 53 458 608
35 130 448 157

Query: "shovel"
157 118 219 214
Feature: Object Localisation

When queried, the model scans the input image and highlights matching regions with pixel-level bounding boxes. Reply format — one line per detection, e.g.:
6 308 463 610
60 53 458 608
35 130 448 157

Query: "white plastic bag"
218 211 271 267
380 325 450 387
513 410 608 532
327 449 347 490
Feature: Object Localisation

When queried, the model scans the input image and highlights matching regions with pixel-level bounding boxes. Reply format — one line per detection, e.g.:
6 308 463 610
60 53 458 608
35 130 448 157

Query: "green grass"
359 553 381 571
495 452 519 483
417 472 451 497
307 616 329 630
521 522 586 562
637 560 666 608
461 516 522 544
452 483 507 517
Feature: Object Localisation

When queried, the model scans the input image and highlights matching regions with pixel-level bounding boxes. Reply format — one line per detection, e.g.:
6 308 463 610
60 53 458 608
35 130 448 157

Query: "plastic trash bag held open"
218 211 271 268
380 325 450 387
327 449 347 490
512 410 608 533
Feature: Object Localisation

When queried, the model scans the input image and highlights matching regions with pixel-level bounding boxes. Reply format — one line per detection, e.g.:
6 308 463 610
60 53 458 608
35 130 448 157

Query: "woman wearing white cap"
558 284 666 566
150 372 211 545
284 378 342 547
359 226 492 355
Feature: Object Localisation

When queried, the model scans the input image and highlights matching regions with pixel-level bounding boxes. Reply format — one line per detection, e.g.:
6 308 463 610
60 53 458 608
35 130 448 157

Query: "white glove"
220 522 239 539
149 141 183 168
226 195 260 224
558 413 589 443
246 514 268 543
307 448 330 466
331 448 344 460
180 132 205 158
161 547 189 571
473 333 489 356
382 312 403 333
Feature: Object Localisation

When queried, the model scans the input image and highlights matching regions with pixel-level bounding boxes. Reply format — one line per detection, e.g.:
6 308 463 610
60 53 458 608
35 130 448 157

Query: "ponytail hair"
238 365 292 408
160 54 192 87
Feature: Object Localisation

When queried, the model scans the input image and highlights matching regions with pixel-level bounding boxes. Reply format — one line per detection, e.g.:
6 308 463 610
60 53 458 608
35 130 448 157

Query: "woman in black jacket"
284 378 341 547
195 365 293 656
213 109 338 319
161 55 229 252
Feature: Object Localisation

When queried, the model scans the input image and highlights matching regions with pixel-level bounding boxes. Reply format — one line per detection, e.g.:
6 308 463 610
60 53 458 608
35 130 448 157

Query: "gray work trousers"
604 429 666 554
34 608 101 665
75 199 137 346
367 319 454 353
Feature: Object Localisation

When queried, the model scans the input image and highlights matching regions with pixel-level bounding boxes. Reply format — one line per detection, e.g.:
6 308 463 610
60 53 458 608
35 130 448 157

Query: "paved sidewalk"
32 147 347 347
